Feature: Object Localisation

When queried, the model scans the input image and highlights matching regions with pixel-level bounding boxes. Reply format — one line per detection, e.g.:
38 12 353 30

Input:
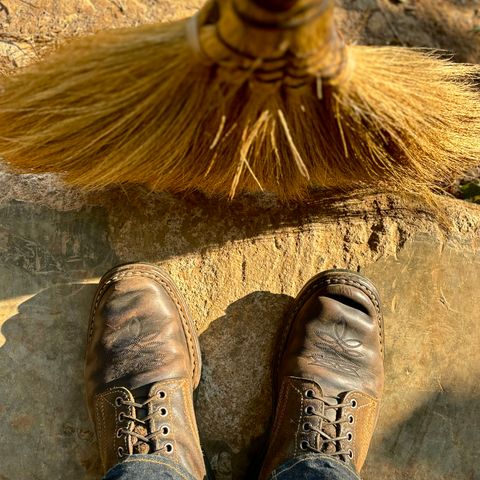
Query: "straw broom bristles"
0 0 478 200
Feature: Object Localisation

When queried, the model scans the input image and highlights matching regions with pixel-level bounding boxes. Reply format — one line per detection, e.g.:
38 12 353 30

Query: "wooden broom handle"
252 0 329 13
251 0 300 12
233 0 334 30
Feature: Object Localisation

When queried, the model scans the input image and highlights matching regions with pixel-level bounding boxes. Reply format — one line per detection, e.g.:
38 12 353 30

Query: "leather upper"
279 278 384 399
260 270 384 478
84 263 205 478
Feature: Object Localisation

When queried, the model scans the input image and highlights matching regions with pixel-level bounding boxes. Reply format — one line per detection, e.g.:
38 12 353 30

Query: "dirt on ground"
1 1 479 68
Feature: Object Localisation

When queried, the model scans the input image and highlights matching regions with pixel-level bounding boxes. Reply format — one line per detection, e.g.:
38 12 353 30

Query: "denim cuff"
103 454 196 480
267 454 362 480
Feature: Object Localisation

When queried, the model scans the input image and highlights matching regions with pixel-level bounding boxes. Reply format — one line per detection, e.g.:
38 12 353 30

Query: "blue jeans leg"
102 454 196 480
267 455 361 480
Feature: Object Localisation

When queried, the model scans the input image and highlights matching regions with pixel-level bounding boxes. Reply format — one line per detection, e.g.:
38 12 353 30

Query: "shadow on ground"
102 188 439 264
364 390 480 480
197 291 292 480
0 200 116 300
0 275 479 479
0 283 102 480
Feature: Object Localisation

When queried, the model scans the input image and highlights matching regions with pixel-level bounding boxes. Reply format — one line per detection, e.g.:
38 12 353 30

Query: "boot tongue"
130 385 153 454
319 396 340 455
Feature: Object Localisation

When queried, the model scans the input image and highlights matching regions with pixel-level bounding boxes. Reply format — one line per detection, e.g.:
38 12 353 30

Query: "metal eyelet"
116 428 123 438
165 443 174 453
160 407 168 416
347 432 353 441
117 446 124 458
158 390 167 399
305 389 315 399
161 426 170 435
118 412 125 422
348 449 353 459
302 422 311 431
348 415 354 424
304 405 315 415
351 399 358 408
300 440 309 451
115 397 123 407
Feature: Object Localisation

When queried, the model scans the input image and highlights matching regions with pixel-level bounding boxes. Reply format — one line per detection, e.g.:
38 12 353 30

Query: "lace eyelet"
347 432 353 441
165 443 174 453
117 446 124 458
305 389 315 399
304 405 315 415
160 407 168 416
115 397 123 407
348 415 354 424
351 399 358 408
300 440 309 451
302 422 311 431
116 428 123 438
158 390 167 399
118 412 125 422
161 426 170 435
348 449 353 459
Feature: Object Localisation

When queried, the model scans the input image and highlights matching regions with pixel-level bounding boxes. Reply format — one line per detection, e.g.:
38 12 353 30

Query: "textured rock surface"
0 1 479 479
0 188 478 480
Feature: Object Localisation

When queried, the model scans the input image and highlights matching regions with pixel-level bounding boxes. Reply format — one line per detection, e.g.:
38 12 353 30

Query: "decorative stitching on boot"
87 268 199 385
291 382 305 457
278 274 384 374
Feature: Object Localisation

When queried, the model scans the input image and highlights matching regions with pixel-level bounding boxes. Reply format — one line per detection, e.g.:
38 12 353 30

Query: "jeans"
103 454 361 480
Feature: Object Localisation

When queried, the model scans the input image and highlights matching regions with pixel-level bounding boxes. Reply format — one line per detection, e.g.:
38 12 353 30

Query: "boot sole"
86 262 202 389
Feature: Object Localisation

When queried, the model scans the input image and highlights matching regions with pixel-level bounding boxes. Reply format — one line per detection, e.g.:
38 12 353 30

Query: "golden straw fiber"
0 0 478 199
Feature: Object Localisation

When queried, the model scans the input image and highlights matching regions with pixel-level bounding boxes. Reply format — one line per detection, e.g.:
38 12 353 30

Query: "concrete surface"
0 182 478 480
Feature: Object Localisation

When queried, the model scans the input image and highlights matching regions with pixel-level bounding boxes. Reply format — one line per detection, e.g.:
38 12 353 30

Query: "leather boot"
85 263 207 479
259 270 384 478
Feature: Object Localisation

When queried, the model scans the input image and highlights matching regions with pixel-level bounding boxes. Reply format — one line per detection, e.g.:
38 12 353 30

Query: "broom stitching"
210 29 348 86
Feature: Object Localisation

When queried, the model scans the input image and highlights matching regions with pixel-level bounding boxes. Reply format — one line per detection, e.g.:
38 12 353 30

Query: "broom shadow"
0 197 117 302
101 186 442 264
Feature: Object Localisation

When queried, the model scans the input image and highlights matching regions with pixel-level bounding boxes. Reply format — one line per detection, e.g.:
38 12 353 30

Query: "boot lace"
300 388 355 460
115 390 172 458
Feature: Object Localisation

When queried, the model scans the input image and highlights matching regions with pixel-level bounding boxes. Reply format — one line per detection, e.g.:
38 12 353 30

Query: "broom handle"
231 0 335 33
251 0 301 12
252 0 328 13
242 0 334 22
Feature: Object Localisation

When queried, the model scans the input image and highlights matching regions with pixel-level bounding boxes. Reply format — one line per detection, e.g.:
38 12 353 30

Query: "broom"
0 0 478 200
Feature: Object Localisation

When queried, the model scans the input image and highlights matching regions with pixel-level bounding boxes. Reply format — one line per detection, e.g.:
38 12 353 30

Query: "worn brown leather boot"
259 269 384 479
85 263 207 479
